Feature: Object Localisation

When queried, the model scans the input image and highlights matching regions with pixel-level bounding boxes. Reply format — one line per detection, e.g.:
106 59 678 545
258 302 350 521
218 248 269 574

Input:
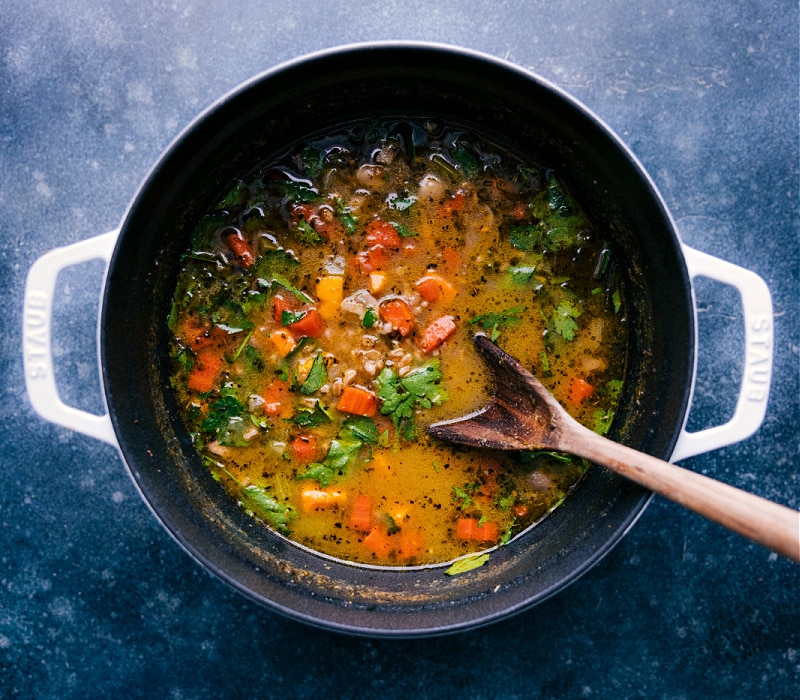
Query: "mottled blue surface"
2 1 798 698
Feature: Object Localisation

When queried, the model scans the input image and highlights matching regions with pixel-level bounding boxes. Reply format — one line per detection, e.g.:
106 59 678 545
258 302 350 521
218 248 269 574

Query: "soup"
167 118 626 567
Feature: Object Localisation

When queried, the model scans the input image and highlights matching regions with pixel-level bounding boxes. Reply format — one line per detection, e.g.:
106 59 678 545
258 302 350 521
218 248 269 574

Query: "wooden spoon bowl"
429 333 800 562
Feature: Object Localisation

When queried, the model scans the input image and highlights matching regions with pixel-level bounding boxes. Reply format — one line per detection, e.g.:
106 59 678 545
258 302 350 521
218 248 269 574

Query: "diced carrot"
415 277 441 303
455 517 500 542
263 378 292 418
287 307 325 338
300 487 347 513
291 434 319 463
442 246 461 274
415 273 457 304
365 220 402 249
417 315 457 353
268 329 296 358
438 190 466 218
567 377 595 405
362 526 393 557
187 349 223 393
354 245 390 274
180 317 224 350
223 229 254 267
349 493 373 532
396 528 425 561
272 294 295 324
379 298 415 336
337 385 378 417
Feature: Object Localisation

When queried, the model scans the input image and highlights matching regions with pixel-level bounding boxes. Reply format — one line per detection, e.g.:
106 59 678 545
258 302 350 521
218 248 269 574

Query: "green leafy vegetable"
388 195 417 212
389 221 418 238
362 307 377 328
281 309 308 326
216 180 248 210
550 300 581 341
469 306 525 341
292 401 333 428
201 395 244 436
452 143 481 178
341 416 380 444
445 553 490 576
334 197 358 234
298 354 327 395
296 219 324 245
212 301 253 334
297 437 362 487
376 361 448 440
240 484 296 534
274 179 321 203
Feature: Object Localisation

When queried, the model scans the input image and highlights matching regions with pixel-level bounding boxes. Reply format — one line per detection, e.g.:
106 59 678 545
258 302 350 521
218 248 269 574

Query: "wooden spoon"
428 333 800 562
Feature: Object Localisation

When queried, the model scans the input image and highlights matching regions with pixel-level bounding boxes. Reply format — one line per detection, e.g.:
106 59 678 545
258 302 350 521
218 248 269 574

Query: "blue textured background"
2 2 798 698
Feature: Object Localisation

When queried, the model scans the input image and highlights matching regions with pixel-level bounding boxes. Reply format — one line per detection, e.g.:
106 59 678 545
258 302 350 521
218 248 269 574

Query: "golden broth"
168 119 626 567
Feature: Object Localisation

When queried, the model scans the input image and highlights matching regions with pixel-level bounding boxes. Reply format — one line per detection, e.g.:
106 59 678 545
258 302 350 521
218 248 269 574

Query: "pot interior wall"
101 44 694 636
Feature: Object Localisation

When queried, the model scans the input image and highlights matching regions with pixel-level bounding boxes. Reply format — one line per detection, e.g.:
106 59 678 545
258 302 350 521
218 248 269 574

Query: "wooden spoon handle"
576 426 800 562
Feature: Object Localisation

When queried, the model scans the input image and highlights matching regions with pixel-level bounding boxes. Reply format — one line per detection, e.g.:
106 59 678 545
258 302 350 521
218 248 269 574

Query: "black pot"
24 43 766 637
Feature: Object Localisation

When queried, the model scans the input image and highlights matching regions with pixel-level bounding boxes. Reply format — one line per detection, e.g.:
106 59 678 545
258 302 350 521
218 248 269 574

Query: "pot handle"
23 231 120 446
670 246 773 462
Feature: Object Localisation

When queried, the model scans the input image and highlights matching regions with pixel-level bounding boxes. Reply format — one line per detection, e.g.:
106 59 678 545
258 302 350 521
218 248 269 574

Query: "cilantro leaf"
377 361 447 440
469 306 525 341
297 436 362 487
551 300 581 341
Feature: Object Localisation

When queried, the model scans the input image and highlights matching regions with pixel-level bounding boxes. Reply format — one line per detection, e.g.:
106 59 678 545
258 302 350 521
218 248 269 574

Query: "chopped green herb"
612 289 622 314
292 400 333 428
445 553 490 576
389 221 418 238
240 483 296 534
551 300 581 341
341 415 380 444
215 180 249 210
362 307 377 328
377 361 448 440
274 179 321 203
469 306 525 341
212 301 253 334
296 219 324 245
334 198 359 233
298 354 327 395
281 309 308 326
388 195 417 212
